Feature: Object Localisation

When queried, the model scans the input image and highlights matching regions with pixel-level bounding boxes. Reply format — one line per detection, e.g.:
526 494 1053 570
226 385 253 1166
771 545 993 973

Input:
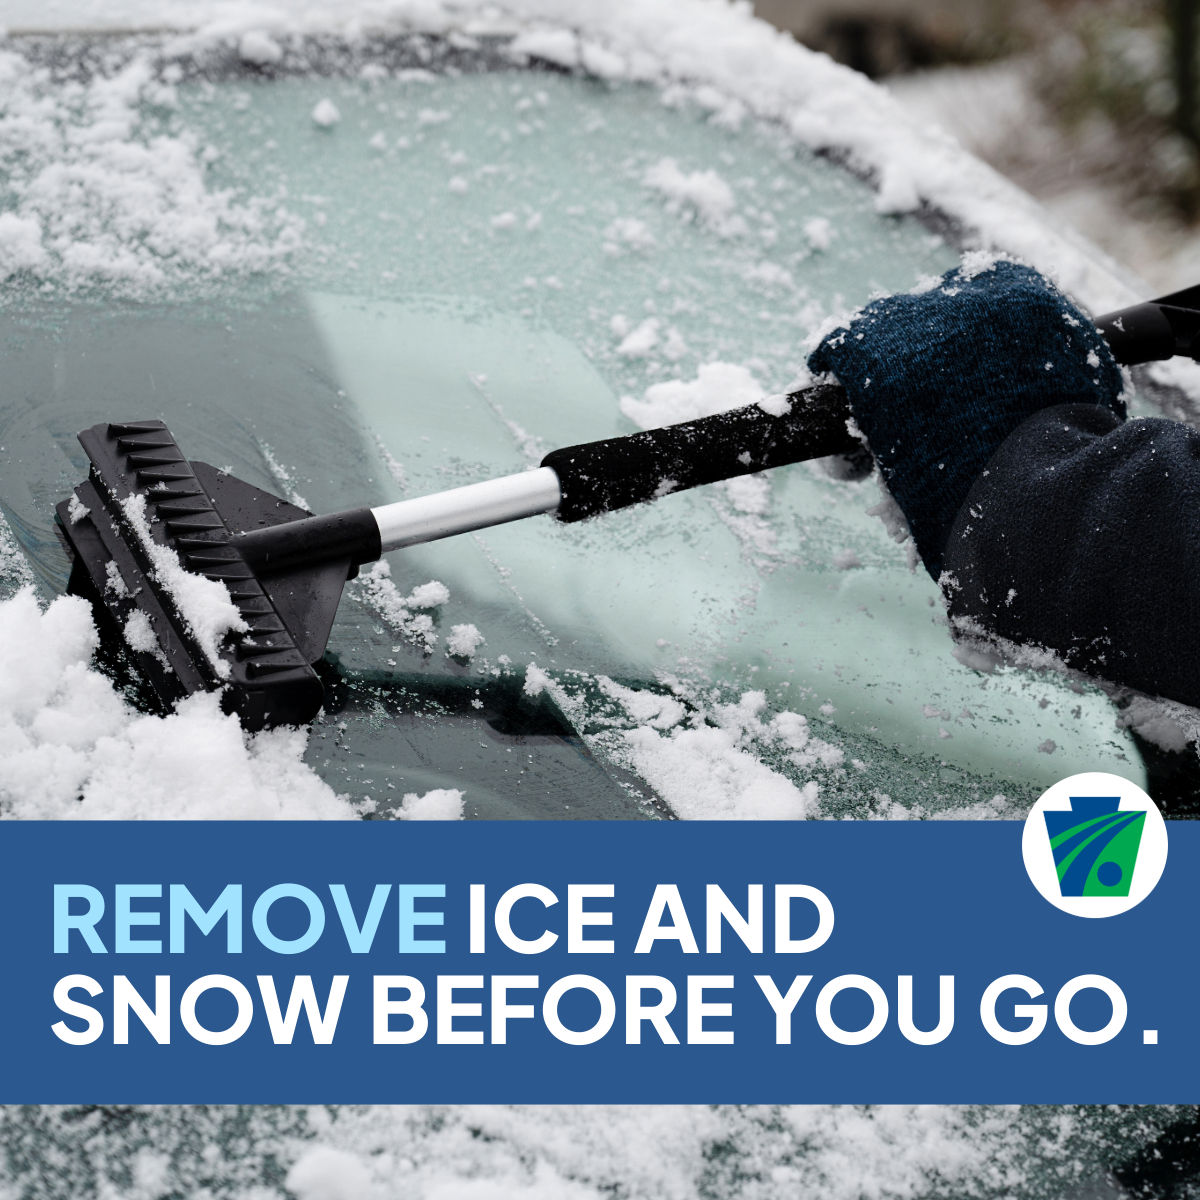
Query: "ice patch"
0 514 33 593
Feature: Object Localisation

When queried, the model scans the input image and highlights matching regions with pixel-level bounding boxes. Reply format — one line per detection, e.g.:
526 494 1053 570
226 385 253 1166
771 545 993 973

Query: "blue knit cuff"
808 260 1125 577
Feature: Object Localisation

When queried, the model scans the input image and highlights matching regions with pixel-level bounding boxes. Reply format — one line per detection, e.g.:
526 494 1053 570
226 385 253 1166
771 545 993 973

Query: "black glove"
808 260 1125 577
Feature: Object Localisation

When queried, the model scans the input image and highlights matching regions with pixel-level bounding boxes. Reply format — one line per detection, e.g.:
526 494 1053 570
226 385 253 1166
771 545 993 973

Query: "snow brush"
56 284 1200 731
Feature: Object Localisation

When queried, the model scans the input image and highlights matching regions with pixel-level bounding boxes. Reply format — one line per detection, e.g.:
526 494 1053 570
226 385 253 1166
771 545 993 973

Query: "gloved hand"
808 260 1125 577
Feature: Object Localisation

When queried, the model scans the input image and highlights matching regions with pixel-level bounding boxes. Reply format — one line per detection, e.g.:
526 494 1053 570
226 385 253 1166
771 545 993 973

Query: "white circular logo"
1022 772 1167 918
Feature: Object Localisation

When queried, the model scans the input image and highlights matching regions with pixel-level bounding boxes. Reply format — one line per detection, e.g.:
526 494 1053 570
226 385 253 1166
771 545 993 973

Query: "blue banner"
0 819 1191 1103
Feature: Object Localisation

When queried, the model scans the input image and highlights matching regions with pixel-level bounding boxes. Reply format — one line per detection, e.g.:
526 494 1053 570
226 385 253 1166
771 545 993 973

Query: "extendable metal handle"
371 468 562 552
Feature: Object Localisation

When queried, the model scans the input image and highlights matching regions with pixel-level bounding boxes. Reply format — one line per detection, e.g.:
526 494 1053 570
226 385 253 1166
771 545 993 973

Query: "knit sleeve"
942 403 1200 708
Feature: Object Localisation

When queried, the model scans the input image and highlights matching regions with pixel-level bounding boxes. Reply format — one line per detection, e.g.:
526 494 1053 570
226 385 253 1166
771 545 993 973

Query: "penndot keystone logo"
1021 772 1168 917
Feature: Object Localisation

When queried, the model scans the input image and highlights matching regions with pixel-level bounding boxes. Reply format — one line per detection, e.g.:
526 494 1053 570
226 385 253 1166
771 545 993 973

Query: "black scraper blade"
57 420 351 731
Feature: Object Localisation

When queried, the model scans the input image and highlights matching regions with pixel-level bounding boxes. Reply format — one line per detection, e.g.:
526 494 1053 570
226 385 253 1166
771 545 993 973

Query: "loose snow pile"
354 562 451 653
526 668 842 821
0 586 464 820
0 588 349 819
616 688 842 820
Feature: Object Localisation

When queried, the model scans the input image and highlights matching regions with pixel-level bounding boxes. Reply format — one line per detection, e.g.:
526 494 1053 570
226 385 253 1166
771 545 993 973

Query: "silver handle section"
371 467 562 553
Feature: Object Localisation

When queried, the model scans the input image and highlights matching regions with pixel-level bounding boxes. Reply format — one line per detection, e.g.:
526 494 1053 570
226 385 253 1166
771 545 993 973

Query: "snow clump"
620 361 765 429
398 787 465 820
602 216 656 254
446 623 484 659
354 562 450 653
286 1145 379 1200
0 212 49 279
615 316 660 358
238 30 284 65
643 157 745 238
804 215 834 250
623 723 819 820
311 98 342 128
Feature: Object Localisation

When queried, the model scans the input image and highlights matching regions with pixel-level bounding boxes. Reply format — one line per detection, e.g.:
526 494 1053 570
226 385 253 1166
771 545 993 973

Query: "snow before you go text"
50 879 1127 1050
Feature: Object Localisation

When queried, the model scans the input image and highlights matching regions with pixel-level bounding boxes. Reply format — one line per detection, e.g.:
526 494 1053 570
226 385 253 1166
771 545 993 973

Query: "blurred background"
755 0 1200 291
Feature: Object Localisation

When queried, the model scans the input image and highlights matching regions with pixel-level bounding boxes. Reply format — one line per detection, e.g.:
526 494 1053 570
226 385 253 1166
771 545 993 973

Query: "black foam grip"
541 384 859 523
1094 303 1177 365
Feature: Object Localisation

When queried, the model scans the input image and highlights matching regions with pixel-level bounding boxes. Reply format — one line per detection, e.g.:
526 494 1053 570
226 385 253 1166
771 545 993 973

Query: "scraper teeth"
238 600 278 619
245 655 308 678
235 640 293 661
154 500 213 517
174 538 236 555
117 436 179 453
136 467 197 483
107 420 169 437
246 616 286 634
187 553 244 567
126 451 186 468
202 566 255 582
165 516 225 534
151 484 206 500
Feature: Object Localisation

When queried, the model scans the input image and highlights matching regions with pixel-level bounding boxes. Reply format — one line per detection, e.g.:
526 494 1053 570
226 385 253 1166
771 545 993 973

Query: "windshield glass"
0 40 1152 820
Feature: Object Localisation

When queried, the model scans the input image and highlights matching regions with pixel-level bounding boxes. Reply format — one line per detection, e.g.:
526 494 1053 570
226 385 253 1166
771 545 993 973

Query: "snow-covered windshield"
0 37 1154 822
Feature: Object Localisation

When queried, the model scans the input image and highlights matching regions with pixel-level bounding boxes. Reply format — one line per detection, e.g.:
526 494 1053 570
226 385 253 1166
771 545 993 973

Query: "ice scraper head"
57 421 354 731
